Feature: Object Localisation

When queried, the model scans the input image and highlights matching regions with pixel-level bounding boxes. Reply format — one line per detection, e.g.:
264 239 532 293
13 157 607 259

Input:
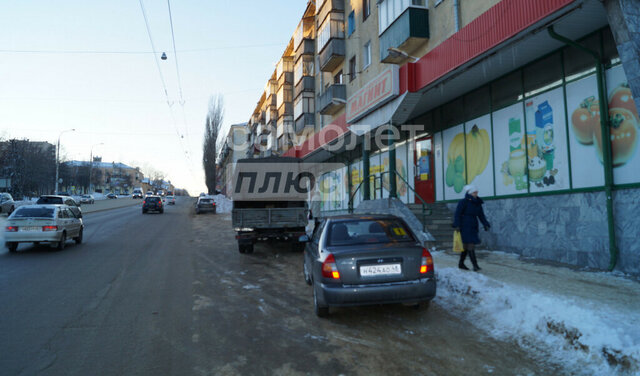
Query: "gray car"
0 193 15 215
36 195 82 218
5 204 84 252
302 214 436 317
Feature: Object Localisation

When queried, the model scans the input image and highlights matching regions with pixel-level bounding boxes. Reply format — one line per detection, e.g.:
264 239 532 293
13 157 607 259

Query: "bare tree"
203 95 224 195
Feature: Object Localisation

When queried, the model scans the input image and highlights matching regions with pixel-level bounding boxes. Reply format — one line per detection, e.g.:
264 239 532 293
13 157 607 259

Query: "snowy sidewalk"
431 248 640 375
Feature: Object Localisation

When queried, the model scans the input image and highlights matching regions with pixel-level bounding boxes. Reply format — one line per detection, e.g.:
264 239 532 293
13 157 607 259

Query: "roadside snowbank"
435 265 640 375
213 194 232 213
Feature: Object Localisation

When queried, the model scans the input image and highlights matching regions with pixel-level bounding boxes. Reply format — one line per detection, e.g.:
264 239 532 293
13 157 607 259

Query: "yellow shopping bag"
453 230 463 253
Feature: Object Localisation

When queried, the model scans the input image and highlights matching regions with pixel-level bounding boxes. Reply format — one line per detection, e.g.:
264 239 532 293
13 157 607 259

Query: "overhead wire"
138 0 197 181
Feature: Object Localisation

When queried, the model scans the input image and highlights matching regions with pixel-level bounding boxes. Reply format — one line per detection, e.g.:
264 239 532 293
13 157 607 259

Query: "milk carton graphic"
535 101 555 170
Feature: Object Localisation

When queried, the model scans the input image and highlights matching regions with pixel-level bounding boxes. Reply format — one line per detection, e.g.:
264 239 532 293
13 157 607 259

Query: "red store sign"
347 66 399 124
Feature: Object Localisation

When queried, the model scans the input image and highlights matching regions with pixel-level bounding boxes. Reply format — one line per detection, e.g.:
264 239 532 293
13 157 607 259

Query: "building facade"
239 0 640 275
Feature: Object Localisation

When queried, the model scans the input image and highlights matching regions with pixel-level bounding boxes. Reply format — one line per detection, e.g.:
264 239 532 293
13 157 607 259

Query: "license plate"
360 263 402 277
20 226 41 232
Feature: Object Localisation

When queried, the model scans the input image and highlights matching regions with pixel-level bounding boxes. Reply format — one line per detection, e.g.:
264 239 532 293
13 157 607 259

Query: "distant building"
218 123 249 195
66 160 143 194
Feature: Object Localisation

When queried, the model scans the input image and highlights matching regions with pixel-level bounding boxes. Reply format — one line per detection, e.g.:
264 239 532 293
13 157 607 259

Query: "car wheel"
303 259 312 286
6 242 18 253
57 232 66 251
195 209 200 214
74 228 83 244
142 210 147 214
160 209 164 214
412 301 431 311
313 283 329 317
238 243 246 254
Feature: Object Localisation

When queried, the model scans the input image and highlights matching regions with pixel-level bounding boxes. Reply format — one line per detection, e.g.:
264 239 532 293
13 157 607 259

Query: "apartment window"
294 92 315 118
378 0 426 34
349 56 357 82
348 11 355 36
334 70 343 84
294 55 314 84
363 0 371 21
363 41 371 69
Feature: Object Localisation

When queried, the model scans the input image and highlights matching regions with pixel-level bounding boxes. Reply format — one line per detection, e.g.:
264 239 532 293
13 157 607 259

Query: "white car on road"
5 204 84 252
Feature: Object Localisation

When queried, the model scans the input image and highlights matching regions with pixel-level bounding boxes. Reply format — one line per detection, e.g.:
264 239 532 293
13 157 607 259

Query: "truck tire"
238 243 254 254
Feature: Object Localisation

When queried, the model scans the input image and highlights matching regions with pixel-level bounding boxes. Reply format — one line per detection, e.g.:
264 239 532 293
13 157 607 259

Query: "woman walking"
452 185 490 271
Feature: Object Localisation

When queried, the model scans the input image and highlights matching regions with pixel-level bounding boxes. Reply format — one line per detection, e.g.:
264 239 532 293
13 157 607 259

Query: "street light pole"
89 142 104 193
55 128 75 194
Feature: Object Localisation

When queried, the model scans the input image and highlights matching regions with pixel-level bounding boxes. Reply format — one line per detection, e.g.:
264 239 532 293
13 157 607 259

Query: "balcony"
278 72 294 88
379 7 429 64
278 103 293 119
318 84 346 115
295 113 315 134
319 38 345 72
317 0 344 25
295 39 315 62
294 76 315 98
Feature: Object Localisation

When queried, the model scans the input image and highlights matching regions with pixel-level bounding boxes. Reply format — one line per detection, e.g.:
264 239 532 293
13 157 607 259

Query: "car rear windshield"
199 199 212 203
36 197 63 204
147 197 160 203
326 219 415 247
13 207 55 218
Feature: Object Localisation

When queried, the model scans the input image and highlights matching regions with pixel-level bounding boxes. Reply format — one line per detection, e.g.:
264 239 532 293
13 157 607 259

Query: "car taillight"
420 248 434 274
143 200 146 204
321 253 340 280
212 203 216 207
42 226 58 232
5 226 18 232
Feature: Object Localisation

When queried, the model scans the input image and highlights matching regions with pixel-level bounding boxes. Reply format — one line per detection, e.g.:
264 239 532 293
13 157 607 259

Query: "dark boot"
458 251 469 270
469 250 481 271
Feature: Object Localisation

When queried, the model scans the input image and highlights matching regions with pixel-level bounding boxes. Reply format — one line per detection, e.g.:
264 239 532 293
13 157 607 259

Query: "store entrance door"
414 136 435 203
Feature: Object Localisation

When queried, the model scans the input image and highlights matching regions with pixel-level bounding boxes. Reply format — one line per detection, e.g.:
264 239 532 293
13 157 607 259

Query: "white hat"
464 184 478 194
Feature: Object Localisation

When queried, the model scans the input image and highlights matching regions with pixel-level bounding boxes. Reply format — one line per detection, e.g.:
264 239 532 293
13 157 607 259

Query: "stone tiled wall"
447 188 640 275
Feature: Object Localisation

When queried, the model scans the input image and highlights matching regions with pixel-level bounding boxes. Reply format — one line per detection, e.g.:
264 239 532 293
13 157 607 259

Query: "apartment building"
218 123 249 195
242 0 640 275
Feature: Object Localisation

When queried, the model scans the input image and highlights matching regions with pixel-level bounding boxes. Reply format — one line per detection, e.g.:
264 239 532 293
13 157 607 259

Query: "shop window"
491 71 522 110
524 52 562 97
464 85 490 121
602 27 620 66
563 32 600 81
442 97 464 128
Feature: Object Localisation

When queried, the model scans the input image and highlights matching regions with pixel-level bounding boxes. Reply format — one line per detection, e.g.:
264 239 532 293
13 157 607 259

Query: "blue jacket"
453 193 490 244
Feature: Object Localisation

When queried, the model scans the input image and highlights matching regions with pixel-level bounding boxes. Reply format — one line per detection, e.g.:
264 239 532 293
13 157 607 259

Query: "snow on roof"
67 160 135 170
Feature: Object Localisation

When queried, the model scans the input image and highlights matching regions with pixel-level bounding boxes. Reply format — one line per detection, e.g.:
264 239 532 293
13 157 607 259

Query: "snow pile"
212 194 232 213
435 267 640 375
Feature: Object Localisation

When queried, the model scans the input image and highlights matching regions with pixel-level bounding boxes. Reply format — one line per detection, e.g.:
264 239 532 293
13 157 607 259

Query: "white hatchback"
5 204 84 252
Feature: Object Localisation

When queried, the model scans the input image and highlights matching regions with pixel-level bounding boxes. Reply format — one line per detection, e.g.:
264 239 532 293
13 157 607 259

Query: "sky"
0 0 308 194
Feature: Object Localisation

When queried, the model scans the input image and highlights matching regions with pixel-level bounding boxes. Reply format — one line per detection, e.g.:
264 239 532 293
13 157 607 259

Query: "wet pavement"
1 197 569 375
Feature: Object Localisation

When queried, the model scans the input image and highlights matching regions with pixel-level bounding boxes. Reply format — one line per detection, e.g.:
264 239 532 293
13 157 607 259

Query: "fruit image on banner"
445 132 467 193
442 124 466 199
566 74 605 189
607 65 640 185
464 124 490 183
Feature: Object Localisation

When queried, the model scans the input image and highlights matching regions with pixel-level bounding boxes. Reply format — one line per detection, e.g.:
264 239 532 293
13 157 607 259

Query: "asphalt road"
0 197 566 375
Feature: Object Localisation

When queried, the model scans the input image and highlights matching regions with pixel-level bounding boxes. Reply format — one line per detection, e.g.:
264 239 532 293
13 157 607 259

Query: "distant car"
301 214 436 317
79 194 95 204
106 193 117 199
0 193 15 215
5 204 84 252
145 191 154 197
166 195 176 205
132 189 144 199
195 196 216 214
142 196 163 214
36 195 82 218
